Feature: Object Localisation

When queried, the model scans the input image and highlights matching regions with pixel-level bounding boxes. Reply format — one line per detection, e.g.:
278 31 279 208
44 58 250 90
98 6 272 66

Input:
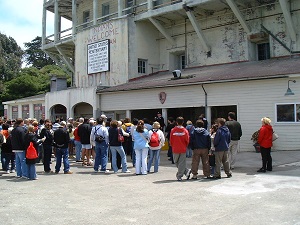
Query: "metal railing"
44 0 184 45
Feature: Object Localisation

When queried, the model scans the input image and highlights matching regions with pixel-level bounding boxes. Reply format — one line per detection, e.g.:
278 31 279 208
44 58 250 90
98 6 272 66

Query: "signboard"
87 39 110 74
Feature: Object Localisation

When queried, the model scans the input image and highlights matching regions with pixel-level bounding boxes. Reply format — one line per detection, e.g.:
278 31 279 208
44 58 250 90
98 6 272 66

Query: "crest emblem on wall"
159 92 167 104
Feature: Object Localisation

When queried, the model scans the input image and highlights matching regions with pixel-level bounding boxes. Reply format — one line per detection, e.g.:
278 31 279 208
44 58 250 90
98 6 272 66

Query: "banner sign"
87 39 110 74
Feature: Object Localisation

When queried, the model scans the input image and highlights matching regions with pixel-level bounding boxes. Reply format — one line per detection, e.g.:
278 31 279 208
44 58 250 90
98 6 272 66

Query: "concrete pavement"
0 150 300 225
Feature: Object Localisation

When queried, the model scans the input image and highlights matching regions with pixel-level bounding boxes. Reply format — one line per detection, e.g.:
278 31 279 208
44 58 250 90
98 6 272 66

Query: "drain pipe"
201 83 207 121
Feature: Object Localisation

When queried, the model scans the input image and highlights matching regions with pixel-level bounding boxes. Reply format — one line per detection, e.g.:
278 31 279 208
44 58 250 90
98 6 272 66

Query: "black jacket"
1 136 12 154
109 127 122 146
53 128 70 148
11 126 26 151
77 123 92 144
39 128 53 146
25 132 42 164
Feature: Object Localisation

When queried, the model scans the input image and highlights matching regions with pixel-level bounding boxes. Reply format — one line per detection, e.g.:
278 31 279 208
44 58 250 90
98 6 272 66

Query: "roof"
2 94 46 104
97 57 300 94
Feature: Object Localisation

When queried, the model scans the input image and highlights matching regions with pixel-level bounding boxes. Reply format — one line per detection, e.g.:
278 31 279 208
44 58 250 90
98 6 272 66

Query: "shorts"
81 144 92 150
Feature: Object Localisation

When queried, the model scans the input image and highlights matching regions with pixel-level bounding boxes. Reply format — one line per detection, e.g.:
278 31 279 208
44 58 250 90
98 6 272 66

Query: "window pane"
258 43 270 61
277 104 295 122
297 104 300 122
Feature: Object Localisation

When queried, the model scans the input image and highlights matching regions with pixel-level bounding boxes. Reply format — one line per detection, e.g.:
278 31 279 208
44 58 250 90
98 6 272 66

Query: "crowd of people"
0 111 275 181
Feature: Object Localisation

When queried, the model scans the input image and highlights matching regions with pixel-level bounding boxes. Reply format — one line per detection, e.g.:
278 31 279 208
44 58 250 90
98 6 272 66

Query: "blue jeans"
94 142 108 172
74 140 82 161
15 151 28 177
55 148 70 173
1 152 15 171
110 146 128 172
147 149 161 172
27 164 37 180
186 146 193 158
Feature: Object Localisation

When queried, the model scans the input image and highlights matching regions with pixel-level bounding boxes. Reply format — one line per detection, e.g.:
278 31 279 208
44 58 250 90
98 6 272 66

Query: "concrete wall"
45 87 97 119
75 18 129 87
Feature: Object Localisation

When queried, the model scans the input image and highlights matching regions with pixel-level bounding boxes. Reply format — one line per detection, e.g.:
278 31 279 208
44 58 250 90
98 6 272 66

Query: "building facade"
3 0 300 151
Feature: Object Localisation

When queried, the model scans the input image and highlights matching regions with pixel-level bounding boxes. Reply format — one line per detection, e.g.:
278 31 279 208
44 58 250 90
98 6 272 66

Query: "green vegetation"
0 32 70 105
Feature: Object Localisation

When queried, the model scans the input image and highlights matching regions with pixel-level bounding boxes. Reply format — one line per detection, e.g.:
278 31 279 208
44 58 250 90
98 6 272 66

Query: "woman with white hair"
257 117 273 172
147 122 165 173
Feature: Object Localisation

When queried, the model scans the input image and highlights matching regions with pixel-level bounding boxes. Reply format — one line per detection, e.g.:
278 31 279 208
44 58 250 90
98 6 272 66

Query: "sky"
0 0 70 49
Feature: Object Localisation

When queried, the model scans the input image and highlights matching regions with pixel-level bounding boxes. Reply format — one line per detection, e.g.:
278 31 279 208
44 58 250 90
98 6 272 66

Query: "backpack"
26 142 38 159
149 131 160 147
94 126 105 143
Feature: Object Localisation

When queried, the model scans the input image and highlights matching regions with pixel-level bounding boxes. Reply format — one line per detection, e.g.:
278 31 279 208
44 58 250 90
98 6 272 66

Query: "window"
126 0 134 14
153 0 163 8
180 55 186 69
276 103 300 122
257 43 270 61
102 4 110 22
83 11 90 28
138 59 147 74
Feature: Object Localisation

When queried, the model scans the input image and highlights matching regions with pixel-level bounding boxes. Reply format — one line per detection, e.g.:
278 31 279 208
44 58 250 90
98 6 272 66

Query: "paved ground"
0 150 300 225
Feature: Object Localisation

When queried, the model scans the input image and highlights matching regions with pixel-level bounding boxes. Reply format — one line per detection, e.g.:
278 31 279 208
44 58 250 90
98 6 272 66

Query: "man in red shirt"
170 117 191 181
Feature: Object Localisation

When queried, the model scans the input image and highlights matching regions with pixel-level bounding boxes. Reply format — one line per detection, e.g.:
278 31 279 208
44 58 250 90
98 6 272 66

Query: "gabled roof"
2 94 46 104
97 57 300 94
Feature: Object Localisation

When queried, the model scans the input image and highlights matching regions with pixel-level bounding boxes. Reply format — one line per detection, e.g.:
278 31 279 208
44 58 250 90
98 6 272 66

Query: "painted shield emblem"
159 92 167 104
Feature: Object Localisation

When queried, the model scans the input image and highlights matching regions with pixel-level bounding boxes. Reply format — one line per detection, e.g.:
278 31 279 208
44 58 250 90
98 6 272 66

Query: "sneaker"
257 168 266 173
206 175 213 179
99 170 109 173
186 169 192 180
55 171 59 174
177 177 182 181
16 175 21 178
191 175 197 180
122 170 131 173
10 170 15 173
5 171 10 174
227 174 232 178
64 171 73 174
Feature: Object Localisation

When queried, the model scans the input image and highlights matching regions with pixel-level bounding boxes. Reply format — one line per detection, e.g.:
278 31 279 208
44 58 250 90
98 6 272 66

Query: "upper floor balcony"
44 0 265 46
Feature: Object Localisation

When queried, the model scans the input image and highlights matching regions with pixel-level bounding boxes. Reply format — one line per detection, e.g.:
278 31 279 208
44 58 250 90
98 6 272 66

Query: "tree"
1 65 70 102
24 36 55 69
0 32 23 81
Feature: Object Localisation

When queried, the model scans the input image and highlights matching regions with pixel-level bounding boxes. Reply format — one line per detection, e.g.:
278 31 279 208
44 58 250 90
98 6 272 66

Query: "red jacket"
258 124 273 148
170 126 189 154
73 127 80 141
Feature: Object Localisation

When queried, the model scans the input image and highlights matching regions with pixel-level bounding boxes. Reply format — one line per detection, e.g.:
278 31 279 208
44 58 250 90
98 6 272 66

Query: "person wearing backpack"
90 117 109 173
25 125 46 180
147 122 165 173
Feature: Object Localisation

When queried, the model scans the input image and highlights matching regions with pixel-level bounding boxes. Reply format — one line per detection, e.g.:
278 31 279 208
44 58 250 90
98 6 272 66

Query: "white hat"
59 121 67 127
100 114 107 119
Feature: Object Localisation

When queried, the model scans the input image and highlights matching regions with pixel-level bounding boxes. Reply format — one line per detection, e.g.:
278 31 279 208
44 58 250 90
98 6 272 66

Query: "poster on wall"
87 39 110 74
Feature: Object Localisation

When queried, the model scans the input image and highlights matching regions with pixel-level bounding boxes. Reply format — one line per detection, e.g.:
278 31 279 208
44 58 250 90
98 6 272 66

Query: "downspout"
201 84 207 119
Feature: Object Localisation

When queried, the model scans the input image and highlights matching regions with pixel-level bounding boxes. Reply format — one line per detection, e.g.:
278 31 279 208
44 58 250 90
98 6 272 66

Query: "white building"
3 0 300 151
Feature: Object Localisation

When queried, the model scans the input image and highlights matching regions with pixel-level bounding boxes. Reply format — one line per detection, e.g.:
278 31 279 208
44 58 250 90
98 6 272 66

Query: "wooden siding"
100 77 300 151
